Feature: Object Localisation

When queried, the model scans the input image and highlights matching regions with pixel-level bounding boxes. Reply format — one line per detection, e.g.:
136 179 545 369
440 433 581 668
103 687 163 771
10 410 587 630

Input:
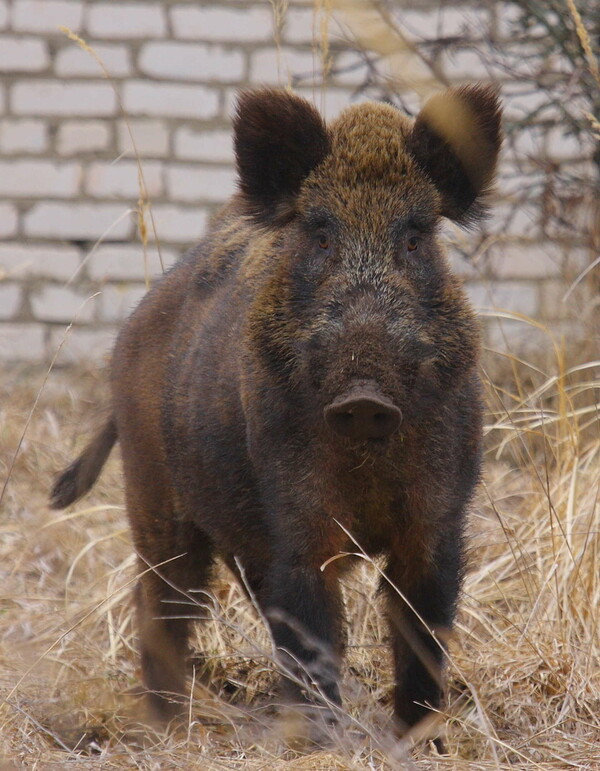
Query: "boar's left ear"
406 84 502 227
234 88 329 224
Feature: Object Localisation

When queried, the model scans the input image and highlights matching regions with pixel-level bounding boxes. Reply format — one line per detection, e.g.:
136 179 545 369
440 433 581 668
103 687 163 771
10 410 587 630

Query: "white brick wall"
0 119 48 153
139 42 245 83
250 47 319 84
145 205 208 243
30 285 96 323
85 160 163 199
24 202 133 239
0 243 81 280
118 120 169 158
88 244 177 281
170 6 274 42
174 127 233 163
0 160 81 197
122 82 219 119
0 36 50 72
12 81 117 116
12 1 84 34
166 165 237 203
0 204 18 238
86 3 167 39
0 284 22 319
48 326 115 364
0 324 46 361
98 283 147 322
0 0 595 362
55 42 132 77
56 121 111 155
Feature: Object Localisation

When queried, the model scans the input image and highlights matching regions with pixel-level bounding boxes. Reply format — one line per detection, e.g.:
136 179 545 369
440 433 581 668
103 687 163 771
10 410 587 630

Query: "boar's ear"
234 88 329 224
406 84 502 227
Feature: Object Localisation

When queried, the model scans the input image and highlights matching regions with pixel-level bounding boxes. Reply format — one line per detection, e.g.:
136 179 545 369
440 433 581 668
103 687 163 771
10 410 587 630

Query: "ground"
1 350 599 770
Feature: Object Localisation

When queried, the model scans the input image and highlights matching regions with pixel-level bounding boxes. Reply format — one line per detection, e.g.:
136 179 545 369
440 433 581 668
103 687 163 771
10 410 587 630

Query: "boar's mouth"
323 380 402 441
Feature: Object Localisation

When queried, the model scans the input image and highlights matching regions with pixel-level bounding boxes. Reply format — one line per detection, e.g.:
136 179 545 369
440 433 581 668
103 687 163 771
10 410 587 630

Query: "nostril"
324 390 402 440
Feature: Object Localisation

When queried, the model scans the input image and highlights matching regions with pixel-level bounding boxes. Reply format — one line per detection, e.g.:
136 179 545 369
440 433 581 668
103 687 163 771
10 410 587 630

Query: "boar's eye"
407 236 419 253
318 233 330 250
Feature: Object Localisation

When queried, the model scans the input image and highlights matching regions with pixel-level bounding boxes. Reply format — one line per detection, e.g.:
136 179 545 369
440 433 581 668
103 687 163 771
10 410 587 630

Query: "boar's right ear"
234 89 329 224
406 84 502 227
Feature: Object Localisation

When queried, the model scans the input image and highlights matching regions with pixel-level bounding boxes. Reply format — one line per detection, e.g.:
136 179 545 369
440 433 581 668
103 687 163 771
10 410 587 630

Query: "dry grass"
0 327 599 769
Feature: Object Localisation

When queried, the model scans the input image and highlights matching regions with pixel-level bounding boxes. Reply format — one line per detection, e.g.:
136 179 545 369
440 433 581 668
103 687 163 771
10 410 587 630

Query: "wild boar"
51 85 501 742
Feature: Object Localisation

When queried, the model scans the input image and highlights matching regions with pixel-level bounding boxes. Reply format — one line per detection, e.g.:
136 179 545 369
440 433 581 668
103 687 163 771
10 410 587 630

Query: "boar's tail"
50 417 118 509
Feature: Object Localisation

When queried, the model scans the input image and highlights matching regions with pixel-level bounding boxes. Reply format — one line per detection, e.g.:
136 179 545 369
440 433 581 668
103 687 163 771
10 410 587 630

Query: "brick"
146 205 208 244
438 47 501 81
295 87 358 120
446 247 480 279
332 51 371 87
546 127 592 162
55 42 132 78
466 280 538 317
486 203 540 239
118 120 169 158
174 127 233 163
171 6 273 42
87 3 166 39
12 81 117 117
0 160 81 198
98 283 147 322
166 165 236 204
30 285 96 323
484 317 548 352
0 204 18 238
487 242 563 280
88 243 177 281
0 323 46 360
86 160 163 200
250 47 319 84
539 280 582 321
0 119 48 153
0 36 49 72
283 7 344 44
123 81 219 120
24 203 133 240
493 2 521 39
0 284 21 319
12 1 83 33
56 120 111 155
394 6 491 40
496 165 545 200
0 243 80 280
48 325 115 364
139 41 245 83
503 83 558 122
509 126 548 160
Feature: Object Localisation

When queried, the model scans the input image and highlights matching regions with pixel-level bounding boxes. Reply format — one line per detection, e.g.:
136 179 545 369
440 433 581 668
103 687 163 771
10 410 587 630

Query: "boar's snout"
324 381 402 441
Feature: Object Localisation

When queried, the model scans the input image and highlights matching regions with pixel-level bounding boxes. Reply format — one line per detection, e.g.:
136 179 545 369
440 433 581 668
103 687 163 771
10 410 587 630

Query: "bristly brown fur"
51 86 502 746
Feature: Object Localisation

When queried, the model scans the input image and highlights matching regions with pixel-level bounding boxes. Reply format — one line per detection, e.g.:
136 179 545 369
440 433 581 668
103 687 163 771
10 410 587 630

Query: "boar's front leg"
383 521 464 743
264 529 345 713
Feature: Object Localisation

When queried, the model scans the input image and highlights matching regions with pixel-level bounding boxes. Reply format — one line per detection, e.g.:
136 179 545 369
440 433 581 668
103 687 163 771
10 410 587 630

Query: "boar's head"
235 87 501 443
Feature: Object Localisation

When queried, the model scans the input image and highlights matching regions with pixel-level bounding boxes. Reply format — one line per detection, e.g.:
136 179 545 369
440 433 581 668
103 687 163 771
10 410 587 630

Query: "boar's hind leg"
134 520 215 725
383 530 463 745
